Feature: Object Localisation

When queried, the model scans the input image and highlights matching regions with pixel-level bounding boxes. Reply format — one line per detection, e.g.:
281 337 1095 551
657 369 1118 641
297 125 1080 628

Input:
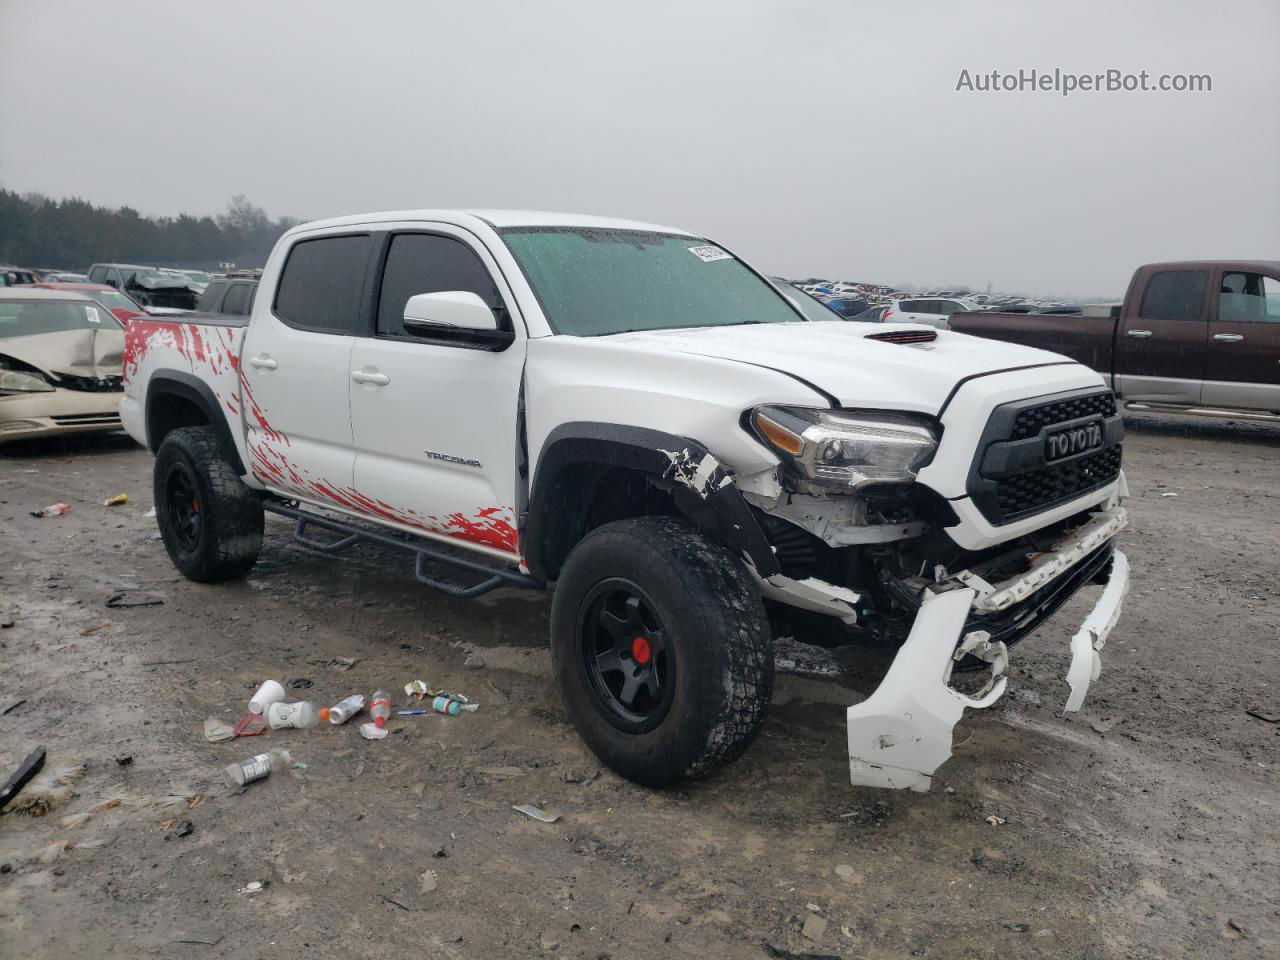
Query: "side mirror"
403 291 498 334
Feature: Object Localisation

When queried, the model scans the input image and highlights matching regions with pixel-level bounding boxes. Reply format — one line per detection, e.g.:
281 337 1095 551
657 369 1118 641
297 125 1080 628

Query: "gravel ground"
0 410 1277 959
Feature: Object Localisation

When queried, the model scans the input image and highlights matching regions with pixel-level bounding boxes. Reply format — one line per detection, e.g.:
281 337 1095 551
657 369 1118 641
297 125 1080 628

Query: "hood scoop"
865 329 938 345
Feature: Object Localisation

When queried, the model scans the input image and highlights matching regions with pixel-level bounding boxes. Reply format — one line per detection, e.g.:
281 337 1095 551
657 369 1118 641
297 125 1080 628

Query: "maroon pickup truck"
951 260 1280 420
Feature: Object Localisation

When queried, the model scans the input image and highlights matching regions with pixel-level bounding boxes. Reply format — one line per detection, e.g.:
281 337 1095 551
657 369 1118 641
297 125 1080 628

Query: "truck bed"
948 311 1116 377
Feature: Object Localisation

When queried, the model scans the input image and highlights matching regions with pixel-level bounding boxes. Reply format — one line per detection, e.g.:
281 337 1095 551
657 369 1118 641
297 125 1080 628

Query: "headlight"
751 405 938 491
0 370 55 394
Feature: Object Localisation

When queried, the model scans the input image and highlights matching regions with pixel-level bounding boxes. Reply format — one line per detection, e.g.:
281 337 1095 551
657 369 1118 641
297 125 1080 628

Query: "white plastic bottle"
322 694 365 725
222 748 291 789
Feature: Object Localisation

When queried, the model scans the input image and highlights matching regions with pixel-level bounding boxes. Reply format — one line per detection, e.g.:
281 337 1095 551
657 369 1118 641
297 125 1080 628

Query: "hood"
603 321 1080 413
0 328 126 381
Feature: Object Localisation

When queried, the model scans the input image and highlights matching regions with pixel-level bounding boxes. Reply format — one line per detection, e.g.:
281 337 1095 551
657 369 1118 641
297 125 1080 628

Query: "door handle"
351 369 390 386
248 355 278 370
1213 333 1244 343
1126 330 1153 338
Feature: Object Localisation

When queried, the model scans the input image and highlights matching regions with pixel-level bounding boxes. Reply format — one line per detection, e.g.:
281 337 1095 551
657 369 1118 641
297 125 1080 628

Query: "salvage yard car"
121 210 1131 791
0 288 125 444
950 260 1280 420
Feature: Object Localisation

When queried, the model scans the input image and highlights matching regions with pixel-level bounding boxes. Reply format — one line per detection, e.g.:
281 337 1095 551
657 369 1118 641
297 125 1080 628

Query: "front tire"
550 516 773 786
153 426 263 582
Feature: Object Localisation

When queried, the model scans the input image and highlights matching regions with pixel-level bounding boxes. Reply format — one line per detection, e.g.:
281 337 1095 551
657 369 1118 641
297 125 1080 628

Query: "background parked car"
37 271 88 283
33 281 147 324
0 265 42 286
86 263 199 310
881 297 972 328
0 288 126 444
196 277 258 316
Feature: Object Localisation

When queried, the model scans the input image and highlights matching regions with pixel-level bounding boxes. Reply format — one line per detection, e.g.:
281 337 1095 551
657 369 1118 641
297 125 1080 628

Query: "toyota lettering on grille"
1045 421 1104 463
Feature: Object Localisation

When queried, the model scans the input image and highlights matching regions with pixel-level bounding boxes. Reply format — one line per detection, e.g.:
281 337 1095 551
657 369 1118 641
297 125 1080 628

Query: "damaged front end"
844 507 1129 791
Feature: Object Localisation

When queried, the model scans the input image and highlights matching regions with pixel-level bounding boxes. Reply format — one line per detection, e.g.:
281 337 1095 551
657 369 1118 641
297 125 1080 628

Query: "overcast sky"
2 0 1276 296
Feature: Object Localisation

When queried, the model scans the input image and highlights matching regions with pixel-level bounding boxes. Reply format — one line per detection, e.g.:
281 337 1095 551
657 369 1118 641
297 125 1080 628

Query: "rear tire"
153 426 263 582
551 516 773 786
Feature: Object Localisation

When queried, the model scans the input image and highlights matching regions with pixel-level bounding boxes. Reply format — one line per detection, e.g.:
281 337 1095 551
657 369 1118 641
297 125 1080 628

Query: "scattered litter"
266 701 320 730
463 653 485 669
512 803 562 823
1090 717 1121 734
432 694 478 716
28 836 109 864
380 895 412 912
222 749 290 790
405 679 430 700
359 723 389 741
985 815 1006 826
238 880 265 894
943 785 956 794
291 762 309 770
114 755 133 767
232 714 268 737
0 748 47 813
58 812 93 829
322 656 358 671
5 757 82 816
79 622 110 636
802 913 828 941
174 930 223 946
30 503 70 518
288 677 313 689
834 864 857 880
3 699 27 716
247 680 286 715
203 717 237 743
1004 923 1031 933
322 694 365 725
560 769 600 785
165 819 194 840
419 869 439 894
1226 918 1249 939
971 848 986 866
1245 707 1279 724
398 709 429 716
105 592 164 608
144 506 157 519
155 793 203 814
1160 492 1178 498
103 493 128 507
477 766 524 777
89 787 134 814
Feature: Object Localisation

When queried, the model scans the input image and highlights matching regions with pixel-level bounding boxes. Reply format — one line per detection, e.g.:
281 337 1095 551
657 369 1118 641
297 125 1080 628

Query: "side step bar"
1125 401 1280 423
263 500 545 599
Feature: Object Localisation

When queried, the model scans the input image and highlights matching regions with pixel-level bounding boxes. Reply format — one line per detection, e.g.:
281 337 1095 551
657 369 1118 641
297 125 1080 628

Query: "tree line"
0 188 301 270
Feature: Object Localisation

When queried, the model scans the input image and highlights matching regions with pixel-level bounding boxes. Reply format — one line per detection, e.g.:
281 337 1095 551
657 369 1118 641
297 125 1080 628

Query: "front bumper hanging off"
846 507 1130 792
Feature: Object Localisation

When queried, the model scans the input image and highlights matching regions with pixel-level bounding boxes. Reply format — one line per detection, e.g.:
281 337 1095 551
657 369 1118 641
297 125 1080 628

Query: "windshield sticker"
688 245 732 263
84 305 101 324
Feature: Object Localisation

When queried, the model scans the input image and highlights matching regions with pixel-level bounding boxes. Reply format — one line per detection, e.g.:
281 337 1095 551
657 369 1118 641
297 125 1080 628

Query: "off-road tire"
153 426 263 582
551 516 773 786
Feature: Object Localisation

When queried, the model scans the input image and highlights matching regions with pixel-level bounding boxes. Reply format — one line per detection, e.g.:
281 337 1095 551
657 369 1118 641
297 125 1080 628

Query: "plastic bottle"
30 503 70 518
370 690 392 730
222 748 290 789
322 694 365 725
432 694 479 716
266 701 319 729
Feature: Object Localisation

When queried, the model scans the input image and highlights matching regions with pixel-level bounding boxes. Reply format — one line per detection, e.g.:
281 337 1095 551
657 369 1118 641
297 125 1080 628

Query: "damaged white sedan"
120 209 1130 790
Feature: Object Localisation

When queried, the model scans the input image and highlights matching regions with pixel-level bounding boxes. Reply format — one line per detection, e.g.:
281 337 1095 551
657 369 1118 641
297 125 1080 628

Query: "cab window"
1218 272 1280 323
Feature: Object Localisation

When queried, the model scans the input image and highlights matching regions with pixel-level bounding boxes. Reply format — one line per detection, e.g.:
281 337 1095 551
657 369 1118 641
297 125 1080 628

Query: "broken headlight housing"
751 405 938 491
0 370 55 394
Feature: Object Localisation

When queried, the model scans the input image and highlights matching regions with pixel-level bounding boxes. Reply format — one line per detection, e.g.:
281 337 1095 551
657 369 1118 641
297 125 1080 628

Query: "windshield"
499 227 802 336
0 299 120 337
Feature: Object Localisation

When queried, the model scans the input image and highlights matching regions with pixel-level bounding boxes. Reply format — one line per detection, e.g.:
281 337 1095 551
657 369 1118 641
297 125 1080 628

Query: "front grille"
56 375 123 393
995 445 1122 520
1011 392 1117 440
967 388 1123 525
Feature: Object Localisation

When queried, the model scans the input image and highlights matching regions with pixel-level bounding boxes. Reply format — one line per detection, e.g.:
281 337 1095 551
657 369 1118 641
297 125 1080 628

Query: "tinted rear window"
197 281 227 312
274 235 372 333
222 283 253 316
1140 270 1207 322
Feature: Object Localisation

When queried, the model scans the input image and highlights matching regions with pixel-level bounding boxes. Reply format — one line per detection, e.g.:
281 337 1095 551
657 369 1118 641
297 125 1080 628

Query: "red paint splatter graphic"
125 317 519 556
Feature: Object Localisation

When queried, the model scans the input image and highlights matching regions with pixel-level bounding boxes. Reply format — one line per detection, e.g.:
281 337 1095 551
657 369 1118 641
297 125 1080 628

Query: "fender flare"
523 422 779 580
144 369 246 475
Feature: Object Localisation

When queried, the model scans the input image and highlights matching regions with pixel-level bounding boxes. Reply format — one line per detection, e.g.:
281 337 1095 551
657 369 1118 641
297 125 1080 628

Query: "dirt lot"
1 412 1277 959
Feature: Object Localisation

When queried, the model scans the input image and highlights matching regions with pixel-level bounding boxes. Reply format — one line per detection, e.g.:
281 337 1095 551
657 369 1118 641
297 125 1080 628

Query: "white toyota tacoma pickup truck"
121 210 1130 791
